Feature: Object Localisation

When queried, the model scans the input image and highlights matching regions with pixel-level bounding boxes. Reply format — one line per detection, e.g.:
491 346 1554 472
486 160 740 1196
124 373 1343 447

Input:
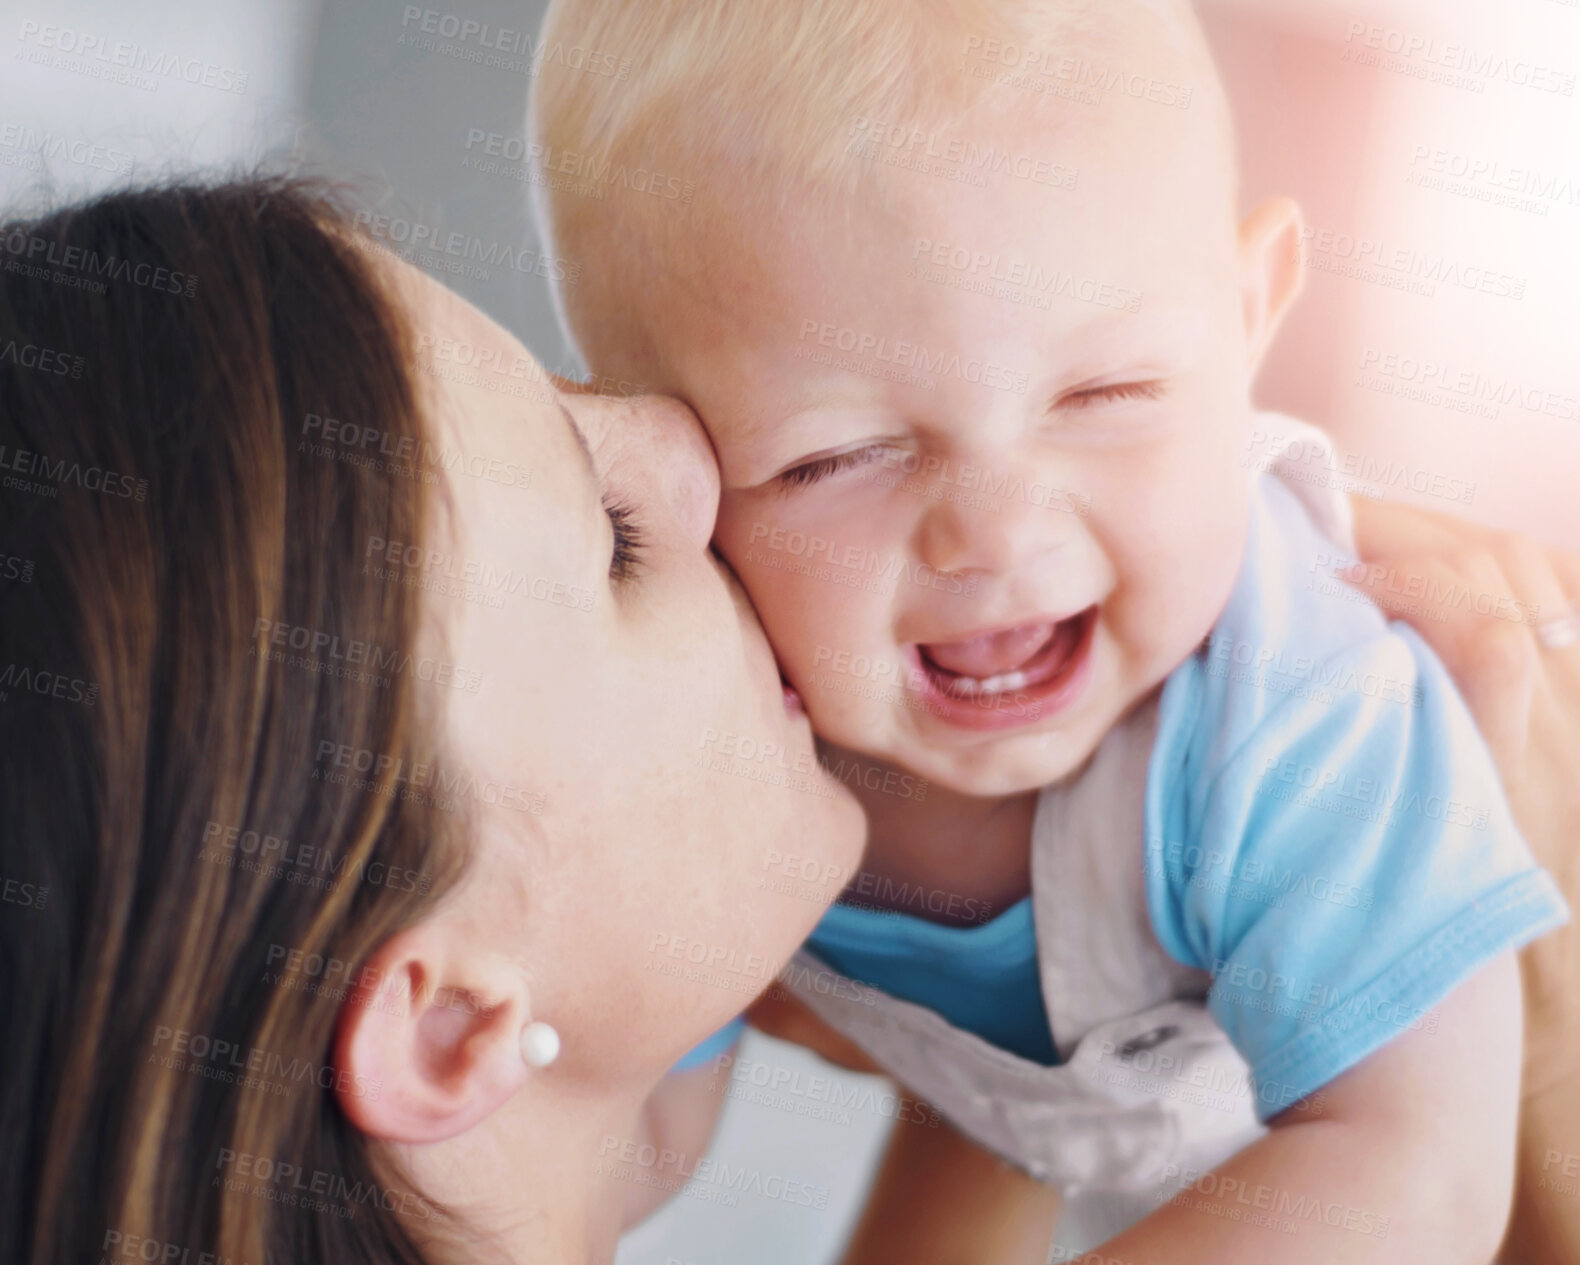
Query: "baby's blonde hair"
529 0 1229 354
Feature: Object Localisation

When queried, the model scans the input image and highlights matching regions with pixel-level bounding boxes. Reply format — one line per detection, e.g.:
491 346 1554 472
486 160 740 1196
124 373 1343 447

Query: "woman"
0 176 863 1265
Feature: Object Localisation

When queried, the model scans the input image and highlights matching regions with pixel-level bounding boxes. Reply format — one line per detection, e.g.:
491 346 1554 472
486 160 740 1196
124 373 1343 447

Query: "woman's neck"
406 1078 649 1265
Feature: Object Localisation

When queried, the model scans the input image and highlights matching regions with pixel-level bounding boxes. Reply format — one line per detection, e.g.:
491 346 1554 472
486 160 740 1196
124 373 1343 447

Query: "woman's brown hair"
0 178 471 1265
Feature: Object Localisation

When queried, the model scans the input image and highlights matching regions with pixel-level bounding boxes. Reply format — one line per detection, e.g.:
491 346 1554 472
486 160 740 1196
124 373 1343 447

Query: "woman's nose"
616 394 722 550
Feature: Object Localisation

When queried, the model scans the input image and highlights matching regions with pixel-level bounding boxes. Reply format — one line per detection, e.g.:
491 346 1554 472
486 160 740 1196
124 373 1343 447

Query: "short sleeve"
1144 479 1567 1122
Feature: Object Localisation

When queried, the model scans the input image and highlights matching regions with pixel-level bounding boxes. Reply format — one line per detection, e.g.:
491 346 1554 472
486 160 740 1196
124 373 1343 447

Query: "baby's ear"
1237 197 1305 372
332 926 531 1143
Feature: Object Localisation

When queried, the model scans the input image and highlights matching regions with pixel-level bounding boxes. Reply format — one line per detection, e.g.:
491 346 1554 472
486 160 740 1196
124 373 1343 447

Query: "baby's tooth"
982 670 1029 694
945 668 1029 698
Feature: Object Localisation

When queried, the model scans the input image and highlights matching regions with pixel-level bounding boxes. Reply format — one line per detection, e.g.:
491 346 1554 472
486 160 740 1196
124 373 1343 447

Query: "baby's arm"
837 1108 1061 1265
1100 951 1522 1264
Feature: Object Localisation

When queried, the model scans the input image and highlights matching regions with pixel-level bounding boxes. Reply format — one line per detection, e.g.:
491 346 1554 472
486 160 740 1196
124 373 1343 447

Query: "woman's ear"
1238 197 1306 374
332 925 533 1143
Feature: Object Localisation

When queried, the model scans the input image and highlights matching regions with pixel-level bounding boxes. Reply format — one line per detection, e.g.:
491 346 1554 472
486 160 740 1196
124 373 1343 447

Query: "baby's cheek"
716 493 886 647
1146 513 1247 658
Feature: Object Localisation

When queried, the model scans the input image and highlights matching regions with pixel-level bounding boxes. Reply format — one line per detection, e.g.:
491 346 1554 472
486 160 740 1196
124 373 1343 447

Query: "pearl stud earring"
520 1020 561 1069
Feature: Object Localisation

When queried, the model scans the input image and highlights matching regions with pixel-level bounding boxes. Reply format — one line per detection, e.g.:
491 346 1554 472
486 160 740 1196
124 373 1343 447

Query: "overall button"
1116 1025 1179 1060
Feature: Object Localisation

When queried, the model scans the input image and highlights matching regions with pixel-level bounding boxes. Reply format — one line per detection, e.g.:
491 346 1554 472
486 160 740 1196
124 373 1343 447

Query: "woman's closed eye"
603 496 646 583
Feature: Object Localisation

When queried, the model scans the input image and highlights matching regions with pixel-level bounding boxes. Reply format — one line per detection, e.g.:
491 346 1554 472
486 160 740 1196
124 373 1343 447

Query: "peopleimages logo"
149 1025 381 1101
15 20 250 94
745 523 979 597
1160 1163 1392 1239
0 443 147 500
0 336 85 377
311 740 546 816
465 130 695 203
1341 21 1576 97
1 227 199 297
0 661 98 706
352 210 580 285
398 6 633 80
214 1148 450 1225
250 617 483 694
911 238 1141 314
199 819 435 895
797 319 1030 394
99 1229 248 1264
1297 225 1527 300
0 121 135 175
1 875 48 910
595 1135 831 1210
711 1051 941 1128
1359 347 1579 423
959 36 1196 108
862 448 1092 517
1261 755 1492 831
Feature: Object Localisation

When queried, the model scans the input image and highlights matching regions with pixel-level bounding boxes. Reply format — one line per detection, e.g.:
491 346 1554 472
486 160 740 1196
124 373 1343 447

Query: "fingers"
745 989 883 1073
1534 545 1580 678
1345 554 1535 780
1350 495 1479 561
1545 546 1580 610
1476 534 1573 637
1351 494 1580 655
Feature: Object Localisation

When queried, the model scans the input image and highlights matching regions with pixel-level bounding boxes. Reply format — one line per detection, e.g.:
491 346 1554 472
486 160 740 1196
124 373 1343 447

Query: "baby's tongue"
921 621 1056 678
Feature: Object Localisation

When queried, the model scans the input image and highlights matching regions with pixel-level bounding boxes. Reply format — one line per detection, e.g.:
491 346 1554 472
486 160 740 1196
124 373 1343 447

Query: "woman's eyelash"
1062 380 1166 409
603 497 645 583
778 444 887 492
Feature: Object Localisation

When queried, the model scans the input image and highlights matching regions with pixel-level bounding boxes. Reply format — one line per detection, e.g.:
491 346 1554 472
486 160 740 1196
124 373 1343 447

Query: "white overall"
776 414 1357 1247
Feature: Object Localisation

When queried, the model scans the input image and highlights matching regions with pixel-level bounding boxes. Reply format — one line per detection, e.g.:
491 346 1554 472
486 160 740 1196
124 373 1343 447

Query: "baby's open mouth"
918 608 1095 698
907 608 1098 731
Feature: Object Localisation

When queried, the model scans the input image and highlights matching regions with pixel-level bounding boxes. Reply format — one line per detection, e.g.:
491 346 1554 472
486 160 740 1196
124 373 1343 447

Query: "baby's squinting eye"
777 444 889 492
1060 380 1166 410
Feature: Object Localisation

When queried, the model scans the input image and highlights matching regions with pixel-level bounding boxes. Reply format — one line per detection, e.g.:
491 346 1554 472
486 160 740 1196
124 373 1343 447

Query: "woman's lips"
909 607 1098 731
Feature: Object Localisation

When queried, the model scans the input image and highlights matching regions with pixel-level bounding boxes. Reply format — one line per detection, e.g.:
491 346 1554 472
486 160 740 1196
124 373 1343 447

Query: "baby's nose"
916 481 1075 577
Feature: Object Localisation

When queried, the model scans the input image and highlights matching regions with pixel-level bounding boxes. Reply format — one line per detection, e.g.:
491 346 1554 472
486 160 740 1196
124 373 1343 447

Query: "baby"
528 0 1566 1255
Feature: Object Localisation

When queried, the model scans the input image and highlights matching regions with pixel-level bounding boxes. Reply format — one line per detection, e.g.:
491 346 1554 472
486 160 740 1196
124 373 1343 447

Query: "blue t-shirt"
694 475 1567 1116
813 897 1059 1065
1145 476 1566 1115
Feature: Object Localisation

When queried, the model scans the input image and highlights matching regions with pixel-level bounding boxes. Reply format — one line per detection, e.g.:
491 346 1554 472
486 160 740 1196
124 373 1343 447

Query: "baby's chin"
891 724 1112 798
806 697 1117 800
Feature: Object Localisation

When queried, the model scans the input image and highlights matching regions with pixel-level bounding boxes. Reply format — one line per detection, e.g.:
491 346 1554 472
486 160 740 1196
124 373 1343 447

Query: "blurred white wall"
0 0 319 209
1202 0 1580 546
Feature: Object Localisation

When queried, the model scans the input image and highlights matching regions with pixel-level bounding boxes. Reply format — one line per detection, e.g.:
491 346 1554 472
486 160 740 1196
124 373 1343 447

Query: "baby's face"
576 99 1268 796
